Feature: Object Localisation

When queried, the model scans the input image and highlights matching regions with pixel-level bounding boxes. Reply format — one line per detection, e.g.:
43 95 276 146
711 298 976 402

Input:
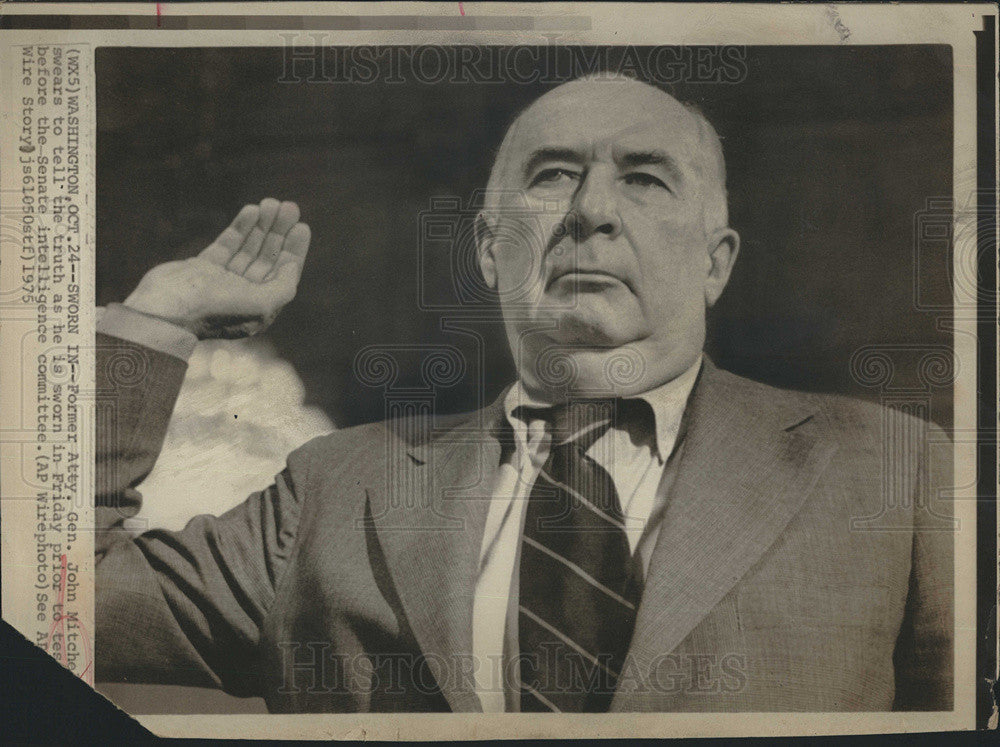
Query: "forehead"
508 81 704 166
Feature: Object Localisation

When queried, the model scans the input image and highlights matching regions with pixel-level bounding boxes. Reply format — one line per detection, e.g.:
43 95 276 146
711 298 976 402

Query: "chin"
548 307 645 348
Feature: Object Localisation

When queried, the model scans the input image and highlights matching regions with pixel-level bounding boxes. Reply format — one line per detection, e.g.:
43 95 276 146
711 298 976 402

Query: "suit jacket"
95 334 954 712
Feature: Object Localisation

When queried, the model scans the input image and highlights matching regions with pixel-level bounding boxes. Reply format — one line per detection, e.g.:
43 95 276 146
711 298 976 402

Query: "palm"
125 199 311 339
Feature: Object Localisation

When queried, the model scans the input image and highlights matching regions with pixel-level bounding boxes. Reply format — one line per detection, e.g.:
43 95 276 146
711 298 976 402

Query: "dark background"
95 45 955 428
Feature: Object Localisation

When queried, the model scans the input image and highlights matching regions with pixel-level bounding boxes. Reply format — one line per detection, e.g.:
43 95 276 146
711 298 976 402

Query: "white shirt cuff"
96 303 197 362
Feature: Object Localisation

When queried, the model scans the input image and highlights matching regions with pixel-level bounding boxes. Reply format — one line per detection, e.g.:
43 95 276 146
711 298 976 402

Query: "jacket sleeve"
892 421 955 710
95 307 305 695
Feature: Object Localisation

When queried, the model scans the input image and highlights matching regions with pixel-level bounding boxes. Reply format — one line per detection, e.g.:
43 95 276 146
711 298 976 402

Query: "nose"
566 166 621 241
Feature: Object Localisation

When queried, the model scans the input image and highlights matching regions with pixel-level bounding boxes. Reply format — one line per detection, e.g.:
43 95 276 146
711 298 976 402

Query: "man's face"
479 79 737 395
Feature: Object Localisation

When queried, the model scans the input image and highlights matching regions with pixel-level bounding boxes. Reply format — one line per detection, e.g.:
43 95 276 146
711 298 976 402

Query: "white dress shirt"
472 357 702 712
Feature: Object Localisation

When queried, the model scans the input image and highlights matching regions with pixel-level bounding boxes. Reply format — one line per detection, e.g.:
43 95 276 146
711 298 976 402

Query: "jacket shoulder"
285 420 388 472
709 365 946 445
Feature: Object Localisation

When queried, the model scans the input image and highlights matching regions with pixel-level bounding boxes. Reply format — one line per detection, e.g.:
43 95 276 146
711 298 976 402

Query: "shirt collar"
502 354 703 462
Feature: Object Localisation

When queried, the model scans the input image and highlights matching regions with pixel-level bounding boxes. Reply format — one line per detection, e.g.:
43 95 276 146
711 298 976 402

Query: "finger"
263 255 307 308
264 222 311 282
199 204 260 265
227 198 280 275
283 221 311 258
244 201 301 283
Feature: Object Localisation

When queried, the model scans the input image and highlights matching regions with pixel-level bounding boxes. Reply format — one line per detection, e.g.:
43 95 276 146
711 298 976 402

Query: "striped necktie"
517 399 643 712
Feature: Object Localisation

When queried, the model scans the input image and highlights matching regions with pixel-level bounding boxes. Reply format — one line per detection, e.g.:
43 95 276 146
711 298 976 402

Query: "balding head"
483 75 729 233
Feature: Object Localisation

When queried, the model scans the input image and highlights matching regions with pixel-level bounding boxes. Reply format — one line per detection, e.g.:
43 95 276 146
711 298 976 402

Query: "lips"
546 268 630 292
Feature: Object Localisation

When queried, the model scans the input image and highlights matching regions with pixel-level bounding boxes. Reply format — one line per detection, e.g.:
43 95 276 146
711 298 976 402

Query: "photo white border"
0 2 992 739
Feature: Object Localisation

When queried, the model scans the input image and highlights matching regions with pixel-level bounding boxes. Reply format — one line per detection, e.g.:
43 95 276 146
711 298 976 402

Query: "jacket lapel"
363 395 506 713
612 360 838 709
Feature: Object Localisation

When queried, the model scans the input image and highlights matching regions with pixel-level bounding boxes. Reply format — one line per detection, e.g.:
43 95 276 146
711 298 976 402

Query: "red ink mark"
156 2 162 28
44 554 93 686
78 614 94 687
459 3 465 16
44 555 68 666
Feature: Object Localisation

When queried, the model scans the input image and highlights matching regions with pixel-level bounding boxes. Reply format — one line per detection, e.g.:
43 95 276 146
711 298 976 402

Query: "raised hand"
123 199 311 339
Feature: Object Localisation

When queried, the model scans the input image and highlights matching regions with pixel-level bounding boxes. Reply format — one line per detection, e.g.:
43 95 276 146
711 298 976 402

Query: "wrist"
122 294 201 338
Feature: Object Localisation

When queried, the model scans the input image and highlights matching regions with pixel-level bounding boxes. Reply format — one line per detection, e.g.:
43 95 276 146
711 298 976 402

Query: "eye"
622 172 669 190
529 168 580 188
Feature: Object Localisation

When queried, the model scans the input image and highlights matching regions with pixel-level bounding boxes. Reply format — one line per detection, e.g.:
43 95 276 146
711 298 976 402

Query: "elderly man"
96 76 953 713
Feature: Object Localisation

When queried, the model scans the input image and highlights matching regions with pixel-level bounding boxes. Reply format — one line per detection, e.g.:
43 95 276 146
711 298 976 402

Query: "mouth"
546 270 631 293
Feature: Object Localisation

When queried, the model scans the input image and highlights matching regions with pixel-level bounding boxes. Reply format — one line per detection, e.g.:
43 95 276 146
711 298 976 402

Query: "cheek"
493 241 537 297
490 215 557 295
627 214 707 301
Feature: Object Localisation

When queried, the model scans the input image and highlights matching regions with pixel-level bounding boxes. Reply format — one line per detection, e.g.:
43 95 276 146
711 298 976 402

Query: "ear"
703 227 740 308
475 212 498 290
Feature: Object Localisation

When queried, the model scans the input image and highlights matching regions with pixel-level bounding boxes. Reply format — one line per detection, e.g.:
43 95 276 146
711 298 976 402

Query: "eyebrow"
521 146 686 184
617 150 685 183
522 147 586 181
